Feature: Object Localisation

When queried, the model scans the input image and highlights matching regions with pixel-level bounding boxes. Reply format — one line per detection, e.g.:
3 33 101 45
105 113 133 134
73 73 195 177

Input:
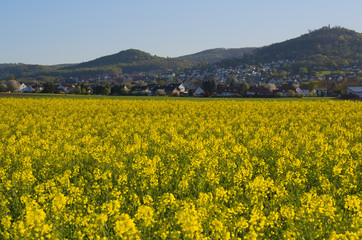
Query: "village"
5 60 362 98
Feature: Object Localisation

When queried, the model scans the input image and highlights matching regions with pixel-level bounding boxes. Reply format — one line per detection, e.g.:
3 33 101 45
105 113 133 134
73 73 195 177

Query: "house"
67 85 78 94
262 65 271 71
131 86 152 94
110 85 128 95
296 86 310 96
246 86 271 96
161 72 175 79
18 83 34 93
189 83 199 91
268 79 277 84
182 81 191 91
146 84 160 92
21 85 34 93
216 86 241 97
177 83 188 94
336 76 344 81
31 84 43 93
195 87 204 96
18 83 28 92
314 88 329 97
276 84 296 97
347 87 362 98
276 79 285 84
53 85 67 94
162 83 186 95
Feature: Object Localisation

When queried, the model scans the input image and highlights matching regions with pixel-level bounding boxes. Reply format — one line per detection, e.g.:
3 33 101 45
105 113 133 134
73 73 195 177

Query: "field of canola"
0 98 361 239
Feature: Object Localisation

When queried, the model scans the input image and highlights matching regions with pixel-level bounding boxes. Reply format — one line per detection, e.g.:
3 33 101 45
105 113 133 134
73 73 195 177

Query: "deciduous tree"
0 83 8 92
7 80 20 92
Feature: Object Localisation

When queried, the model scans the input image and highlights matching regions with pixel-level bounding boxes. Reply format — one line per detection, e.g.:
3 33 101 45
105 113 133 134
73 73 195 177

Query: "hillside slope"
252 26 362 63
177 48 256 63
63 49 191 73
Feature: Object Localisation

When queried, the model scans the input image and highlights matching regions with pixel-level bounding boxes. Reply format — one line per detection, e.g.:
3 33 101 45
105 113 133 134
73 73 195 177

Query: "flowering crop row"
0 98 361 239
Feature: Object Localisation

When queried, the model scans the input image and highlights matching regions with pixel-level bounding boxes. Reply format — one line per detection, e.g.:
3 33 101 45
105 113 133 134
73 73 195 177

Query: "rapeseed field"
0 98 360 239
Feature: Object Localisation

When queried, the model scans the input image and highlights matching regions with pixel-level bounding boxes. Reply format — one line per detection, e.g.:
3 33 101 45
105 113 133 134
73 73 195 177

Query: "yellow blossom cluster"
0 98 361 239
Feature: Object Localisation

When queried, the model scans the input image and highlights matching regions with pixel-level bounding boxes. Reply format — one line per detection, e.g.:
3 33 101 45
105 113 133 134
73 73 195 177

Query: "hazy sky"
1 0 362 65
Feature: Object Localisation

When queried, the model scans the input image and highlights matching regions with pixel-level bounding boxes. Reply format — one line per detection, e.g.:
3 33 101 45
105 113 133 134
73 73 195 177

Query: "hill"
63 49 191 74
0 64 53 79
0 50 192 79
67 49 157 68
218 26 362 68
254 26 362 62
177 48 256 63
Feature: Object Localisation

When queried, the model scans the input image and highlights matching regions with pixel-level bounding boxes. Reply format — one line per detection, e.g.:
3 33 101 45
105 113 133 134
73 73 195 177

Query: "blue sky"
1 0 361 65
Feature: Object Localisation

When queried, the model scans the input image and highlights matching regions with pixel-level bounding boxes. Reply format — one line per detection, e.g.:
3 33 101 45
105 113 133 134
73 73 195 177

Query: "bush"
141 90 150 96
7 80 20 92
340 93 360 100
155 89 166 96
188 89 195 97
120 89 130 96
0 83 8 92
286 90 296 97
275 92 283 97
132 91 149 96
307 91 317 97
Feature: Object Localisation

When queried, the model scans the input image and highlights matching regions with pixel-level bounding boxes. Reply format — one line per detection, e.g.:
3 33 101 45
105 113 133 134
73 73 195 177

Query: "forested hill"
66 49 158 68
62 49 191 73
215 26 362 69
177 48 256 63
0 64 57 79
244 27 362 65
0 63 75 75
